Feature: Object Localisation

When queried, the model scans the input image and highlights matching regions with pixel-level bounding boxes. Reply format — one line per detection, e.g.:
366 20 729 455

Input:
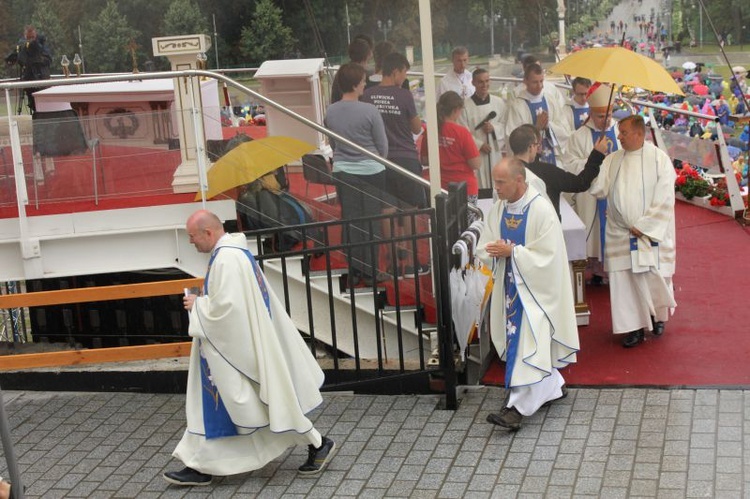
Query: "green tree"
31 0 69 63
163 0 209 36
82 0 141 73
239 0 295 63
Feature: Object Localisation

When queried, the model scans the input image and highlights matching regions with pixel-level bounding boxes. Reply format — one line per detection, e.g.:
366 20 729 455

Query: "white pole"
490 0 495 56
213 14 220 69
418 0 442 204
78 25 85 73
188 78 208 208
346 3 351 45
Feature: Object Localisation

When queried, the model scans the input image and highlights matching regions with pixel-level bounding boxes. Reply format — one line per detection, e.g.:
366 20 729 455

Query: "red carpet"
483 200 750 387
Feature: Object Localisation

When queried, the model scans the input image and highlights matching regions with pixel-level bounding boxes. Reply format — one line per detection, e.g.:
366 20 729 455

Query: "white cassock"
562 120 621 260
477 185 579 416
588 142 677 334
438 69 475 99
173 233 325 476
505 87 571 162
458 95 507 190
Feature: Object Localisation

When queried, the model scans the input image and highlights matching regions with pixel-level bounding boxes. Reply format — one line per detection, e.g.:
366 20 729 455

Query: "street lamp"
377 19 392 41
503 17 517 57
483 0 502 56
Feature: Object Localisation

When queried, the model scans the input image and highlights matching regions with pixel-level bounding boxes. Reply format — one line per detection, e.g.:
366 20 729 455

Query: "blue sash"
527 98 556 165
499 199 534 388
590 127 619 261
572 106 589 130
200 245 271 439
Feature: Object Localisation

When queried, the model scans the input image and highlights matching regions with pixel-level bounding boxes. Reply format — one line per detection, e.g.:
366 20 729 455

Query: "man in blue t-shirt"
362 52 429 276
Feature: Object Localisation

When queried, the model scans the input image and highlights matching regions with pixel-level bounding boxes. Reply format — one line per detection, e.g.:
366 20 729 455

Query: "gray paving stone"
598 486 628 498
335 478 366 496
361 488 388 498
408 489 438 499
467 473 496 491
387 479 418 496
573 476 603 495
715 472 743 491
3 387 750 498
686 479 714 498
437 480 468 498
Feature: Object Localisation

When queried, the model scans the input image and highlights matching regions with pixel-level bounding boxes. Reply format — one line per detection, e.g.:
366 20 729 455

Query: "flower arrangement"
674 164 711 199
709 174 743 207
676 164 744 207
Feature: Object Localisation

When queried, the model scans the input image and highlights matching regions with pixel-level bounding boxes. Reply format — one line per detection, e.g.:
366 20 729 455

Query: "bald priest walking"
163 210 335 486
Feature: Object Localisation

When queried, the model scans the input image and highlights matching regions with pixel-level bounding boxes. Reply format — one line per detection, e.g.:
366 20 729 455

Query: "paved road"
1 386 749 498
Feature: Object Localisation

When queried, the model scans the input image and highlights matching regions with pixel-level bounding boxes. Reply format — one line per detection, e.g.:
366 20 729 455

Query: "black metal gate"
248 185 468 410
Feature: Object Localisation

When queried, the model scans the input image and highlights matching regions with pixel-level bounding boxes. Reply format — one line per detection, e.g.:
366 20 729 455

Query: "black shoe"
590 275 605 286
652 318 665 336
163 467 212 486
542 386 569 408
486 406 523 431
298 436 336 475
622 329 645 348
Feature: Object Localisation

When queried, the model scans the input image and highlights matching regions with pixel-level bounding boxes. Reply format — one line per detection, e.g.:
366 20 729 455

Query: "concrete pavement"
1 386 749 498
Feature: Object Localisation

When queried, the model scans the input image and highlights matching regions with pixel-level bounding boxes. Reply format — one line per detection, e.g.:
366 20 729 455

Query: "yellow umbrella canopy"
548 47 684 96
195 136 316 200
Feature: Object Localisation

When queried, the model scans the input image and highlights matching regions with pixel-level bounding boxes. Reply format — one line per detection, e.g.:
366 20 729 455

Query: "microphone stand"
15 64 24 115
485 131 492 182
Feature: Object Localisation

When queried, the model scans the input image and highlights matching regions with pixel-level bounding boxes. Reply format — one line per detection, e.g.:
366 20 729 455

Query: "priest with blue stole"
477 158 580 431
563 82 622 284
163 210 335 487
505 63 571 166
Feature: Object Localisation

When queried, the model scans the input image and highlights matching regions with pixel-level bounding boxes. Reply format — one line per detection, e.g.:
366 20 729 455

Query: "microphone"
474 111 497 130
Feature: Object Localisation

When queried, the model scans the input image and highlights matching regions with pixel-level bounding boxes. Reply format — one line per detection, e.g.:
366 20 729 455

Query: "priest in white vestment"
164 210 335 486
437 46 475 99
562 77 592 131
505 64 571 166
478 158 579 431
562 83 621 282
458 68 507 193
588 115 677 348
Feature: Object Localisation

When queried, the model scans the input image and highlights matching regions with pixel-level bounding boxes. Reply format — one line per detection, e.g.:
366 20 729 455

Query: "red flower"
675 176 687 186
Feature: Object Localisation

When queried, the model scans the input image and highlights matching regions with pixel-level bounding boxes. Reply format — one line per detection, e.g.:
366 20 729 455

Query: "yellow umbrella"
195 136 316 200
548 47 684 96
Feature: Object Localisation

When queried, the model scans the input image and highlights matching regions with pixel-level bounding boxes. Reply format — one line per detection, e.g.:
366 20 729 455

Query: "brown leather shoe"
622 329 645 348
486 406 523 430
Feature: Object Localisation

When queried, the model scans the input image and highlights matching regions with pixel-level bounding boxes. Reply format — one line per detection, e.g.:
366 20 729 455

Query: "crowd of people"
316 36 688 433
158 29 748 489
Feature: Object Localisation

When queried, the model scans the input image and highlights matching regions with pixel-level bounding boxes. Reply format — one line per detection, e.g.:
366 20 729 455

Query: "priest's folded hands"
485 239 515 258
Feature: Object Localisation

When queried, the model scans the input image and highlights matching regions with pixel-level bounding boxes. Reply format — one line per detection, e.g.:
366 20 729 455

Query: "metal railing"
244 204 451 395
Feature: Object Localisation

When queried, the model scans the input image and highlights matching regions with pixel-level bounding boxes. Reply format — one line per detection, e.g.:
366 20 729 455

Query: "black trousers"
334 170 386 277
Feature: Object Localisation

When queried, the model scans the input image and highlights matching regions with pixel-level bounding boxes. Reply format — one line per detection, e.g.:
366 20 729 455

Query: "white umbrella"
682 61 697 70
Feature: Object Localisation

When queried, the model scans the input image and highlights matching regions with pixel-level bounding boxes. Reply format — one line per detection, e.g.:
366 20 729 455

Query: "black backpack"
237 181 318 252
